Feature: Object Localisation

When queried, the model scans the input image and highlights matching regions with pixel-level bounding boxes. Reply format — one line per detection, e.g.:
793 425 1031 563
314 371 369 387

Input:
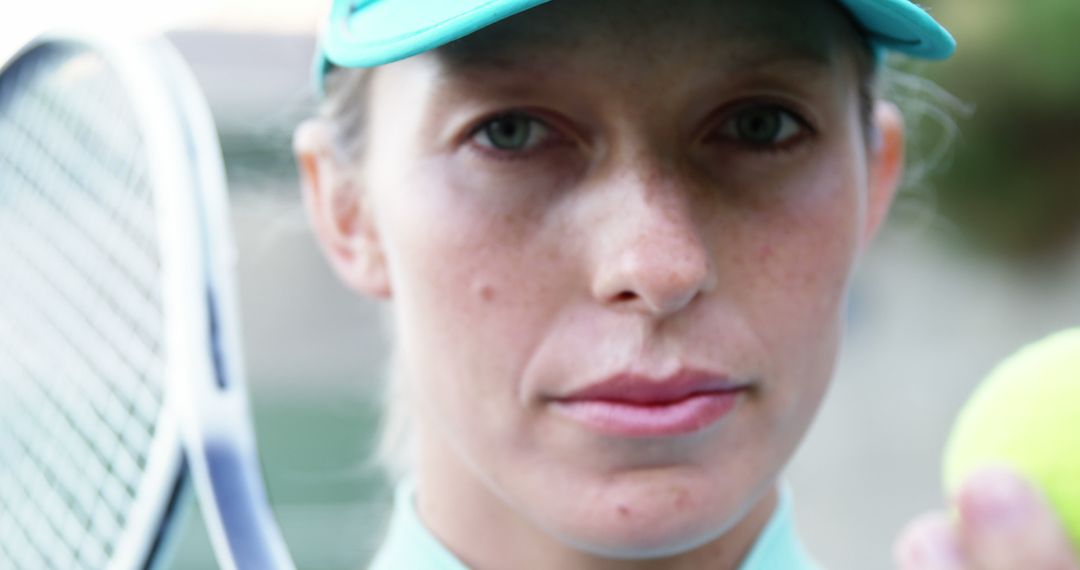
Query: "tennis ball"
943 328 1080 550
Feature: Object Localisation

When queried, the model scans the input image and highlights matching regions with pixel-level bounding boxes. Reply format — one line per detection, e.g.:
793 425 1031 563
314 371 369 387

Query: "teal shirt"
369 482 822 570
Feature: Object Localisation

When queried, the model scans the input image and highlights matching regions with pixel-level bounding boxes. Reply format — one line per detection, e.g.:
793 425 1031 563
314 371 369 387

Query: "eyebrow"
429 52 838 102
713 42 836 74
433 36 838 84
433 49 560 85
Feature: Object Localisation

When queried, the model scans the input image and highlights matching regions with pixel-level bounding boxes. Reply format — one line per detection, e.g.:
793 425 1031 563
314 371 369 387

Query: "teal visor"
318 0 955 87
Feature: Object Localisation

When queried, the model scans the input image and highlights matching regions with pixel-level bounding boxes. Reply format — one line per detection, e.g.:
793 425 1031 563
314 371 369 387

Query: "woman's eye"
719 106 806 147
473 114 550 152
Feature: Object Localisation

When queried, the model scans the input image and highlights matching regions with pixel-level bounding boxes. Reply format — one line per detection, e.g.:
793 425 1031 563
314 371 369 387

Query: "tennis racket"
0 30 294 570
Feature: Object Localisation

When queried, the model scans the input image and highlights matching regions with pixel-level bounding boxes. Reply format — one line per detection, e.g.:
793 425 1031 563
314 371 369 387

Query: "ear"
294 119 392 299
862 101 905 247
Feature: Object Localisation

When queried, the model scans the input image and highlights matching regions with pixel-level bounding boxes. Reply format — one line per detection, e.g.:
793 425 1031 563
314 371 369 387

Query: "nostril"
613 291 637 303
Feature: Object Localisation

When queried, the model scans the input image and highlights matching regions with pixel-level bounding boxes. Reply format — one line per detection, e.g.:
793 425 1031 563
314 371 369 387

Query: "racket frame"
1 30 293 570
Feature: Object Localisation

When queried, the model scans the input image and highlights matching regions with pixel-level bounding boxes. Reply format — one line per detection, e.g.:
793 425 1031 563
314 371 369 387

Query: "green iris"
734 108 783 145
483 114 533 150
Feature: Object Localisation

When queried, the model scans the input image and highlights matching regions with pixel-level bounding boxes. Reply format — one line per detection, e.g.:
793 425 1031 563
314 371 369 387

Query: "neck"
412 431 779 570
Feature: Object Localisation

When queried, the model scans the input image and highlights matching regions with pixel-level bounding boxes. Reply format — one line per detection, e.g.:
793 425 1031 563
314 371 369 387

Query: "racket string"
0 78 162 461
0 189 134 565
0 317 153 523
0 45 169 569
0 78 162 324
0 200 163 419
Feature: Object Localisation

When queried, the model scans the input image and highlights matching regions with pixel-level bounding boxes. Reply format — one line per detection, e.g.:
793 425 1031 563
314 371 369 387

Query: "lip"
549 369 749 437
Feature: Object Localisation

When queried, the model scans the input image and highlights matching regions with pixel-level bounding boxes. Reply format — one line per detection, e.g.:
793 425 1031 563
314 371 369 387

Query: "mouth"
548 369 751 438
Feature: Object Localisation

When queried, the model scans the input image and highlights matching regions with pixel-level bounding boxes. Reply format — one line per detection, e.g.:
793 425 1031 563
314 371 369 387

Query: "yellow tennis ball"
943 328 1080 549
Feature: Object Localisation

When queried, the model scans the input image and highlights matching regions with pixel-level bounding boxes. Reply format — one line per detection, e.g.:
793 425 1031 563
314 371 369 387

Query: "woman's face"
309 0 902 561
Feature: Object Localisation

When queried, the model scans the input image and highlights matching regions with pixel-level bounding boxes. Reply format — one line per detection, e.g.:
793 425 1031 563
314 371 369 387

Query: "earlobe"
294 119 392 299
863 101 906 246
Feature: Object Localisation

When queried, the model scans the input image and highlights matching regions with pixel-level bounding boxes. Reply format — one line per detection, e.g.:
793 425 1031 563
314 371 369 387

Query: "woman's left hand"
893 466 1079 570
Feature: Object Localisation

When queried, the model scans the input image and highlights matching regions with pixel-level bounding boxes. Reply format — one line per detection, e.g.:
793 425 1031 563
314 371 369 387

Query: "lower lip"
551 392 742 437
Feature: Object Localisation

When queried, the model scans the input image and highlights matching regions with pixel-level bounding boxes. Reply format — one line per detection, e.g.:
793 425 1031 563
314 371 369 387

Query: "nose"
589 166 714 318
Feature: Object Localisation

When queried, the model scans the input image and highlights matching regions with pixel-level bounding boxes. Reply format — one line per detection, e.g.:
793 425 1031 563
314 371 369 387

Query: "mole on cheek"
617 504 633 519
670 486 690 509
475 282 497 302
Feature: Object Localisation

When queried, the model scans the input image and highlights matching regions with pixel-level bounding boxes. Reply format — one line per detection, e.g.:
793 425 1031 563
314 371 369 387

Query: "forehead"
435 0 865 76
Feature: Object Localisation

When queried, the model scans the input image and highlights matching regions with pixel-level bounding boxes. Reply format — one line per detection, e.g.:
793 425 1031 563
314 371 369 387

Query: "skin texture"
296 0 912 567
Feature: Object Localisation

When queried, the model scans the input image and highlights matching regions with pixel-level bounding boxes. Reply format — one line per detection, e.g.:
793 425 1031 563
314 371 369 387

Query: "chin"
537 483 751 561
552 510 735 560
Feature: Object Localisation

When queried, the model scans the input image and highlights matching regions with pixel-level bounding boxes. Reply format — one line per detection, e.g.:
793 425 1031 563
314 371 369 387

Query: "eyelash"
709 103 815 153
467 112 564 160
466 103 815 159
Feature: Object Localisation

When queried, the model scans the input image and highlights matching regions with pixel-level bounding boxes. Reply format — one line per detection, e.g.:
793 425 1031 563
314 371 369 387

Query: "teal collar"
369 480 470 570
370 481 822 570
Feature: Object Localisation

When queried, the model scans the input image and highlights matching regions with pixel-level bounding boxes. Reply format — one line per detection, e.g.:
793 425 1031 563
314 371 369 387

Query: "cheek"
723 144 866 428
372 157 577 434
735 134 866 330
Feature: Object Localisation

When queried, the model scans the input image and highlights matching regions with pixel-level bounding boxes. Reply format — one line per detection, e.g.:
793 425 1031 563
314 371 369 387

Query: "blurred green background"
168 396 392 569
899 0 1080 261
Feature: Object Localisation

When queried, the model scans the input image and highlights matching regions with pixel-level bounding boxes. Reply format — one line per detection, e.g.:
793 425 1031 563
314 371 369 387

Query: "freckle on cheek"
475 283 497 302
617 505 632 519
670 486 690 509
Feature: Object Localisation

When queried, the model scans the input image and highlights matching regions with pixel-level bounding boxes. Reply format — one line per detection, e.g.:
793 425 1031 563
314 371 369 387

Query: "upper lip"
556 369 748 405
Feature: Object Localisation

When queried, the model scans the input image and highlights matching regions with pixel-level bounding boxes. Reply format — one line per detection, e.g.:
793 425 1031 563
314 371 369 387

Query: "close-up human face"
315 0 901 564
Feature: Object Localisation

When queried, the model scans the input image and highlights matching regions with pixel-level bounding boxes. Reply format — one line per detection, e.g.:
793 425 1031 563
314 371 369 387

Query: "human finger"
894 511 966 570
956 466 1079 570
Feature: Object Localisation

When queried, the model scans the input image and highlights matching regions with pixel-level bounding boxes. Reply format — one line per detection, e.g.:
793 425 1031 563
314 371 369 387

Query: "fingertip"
954 466 1079 570
955 466 1042 532
894 511 965 570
